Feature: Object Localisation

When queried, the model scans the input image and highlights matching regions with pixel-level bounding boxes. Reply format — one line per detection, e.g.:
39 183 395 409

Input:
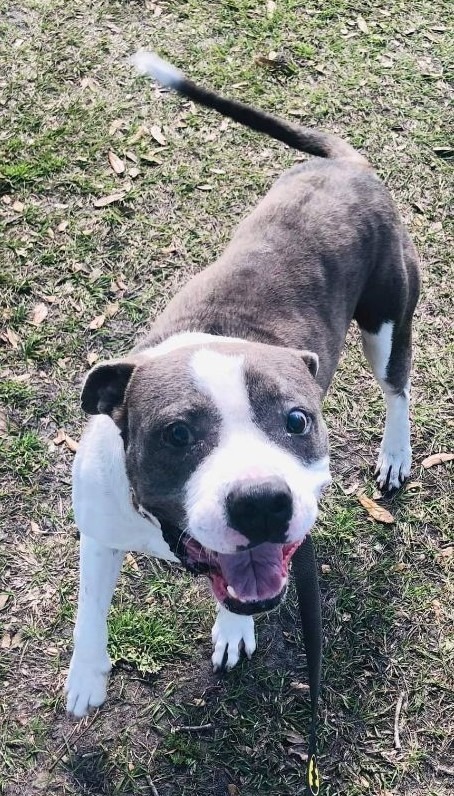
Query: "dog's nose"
225 477 293 544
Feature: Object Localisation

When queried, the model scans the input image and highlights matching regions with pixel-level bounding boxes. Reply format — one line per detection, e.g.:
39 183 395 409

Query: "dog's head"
82 338 331 614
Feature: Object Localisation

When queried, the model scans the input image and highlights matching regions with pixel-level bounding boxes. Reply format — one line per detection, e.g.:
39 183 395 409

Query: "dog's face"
82 339 330 614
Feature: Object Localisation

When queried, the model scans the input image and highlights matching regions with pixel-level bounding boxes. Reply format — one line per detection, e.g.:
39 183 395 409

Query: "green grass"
1 1 452 795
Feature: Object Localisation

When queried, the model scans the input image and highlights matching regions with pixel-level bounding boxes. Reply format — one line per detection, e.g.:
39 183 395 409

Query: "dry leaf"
288 747 308 762
321 563 332 574
1 634 11 649
64 434 79 453
357 494 395 524
266 0 276 18
5 328 20 348
125 150 138 163
88 314 106 330
129 124 149 144
356 15 369 33
125 553 139 571
105 302 119 317
129 167 140 179
0 594 9 611
10 631 23 649
149 124 166 145
422 452 454 469
12 200 24 212
342 480 360 496
57 220 69 232
53 429 67 445
227 786 240 796
0 408 7 436
30 521 41 533
93 192 126 208
140 153 162 165
81 77 98 91
440 546 453 560
432 599 442 619
285 731 306 745
87 351 99 366
109 118 126 135
108 150 125 175
197 184 213 191
290 681 310 692
31 302 48 326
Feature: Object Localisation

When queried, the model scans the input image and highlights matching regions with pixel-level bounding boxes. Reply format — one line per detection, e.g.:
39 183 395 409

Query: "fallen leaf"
2 195 11 205
125 553 139 571
0 594 9 611
57 220 69 232
53 429 67 445
64 434 79 453
1 634 11 649
432 599 442 619
31 302 48 326
5 328 20 349
342 480 360 496
12 200 24 212
129 167 140 179
105 302 119 317
357 494 394 524
108 150 125 175
440 546 453 560
0 408 7 436
321 563 332 574
140 153 162 165
285 731 306 745
356 15 369 34
109 118 126 135
88 314 106 330
422 452 454 468
288 747 308 762
93 192 126 208
149 124 166 145
81 77 98 92
87 352 99 366
30 521 41 533
129 124 149 144
266 0 276 19
125 150 138 163
197 184 213 191
290 681 310 692
10 631 23 649
227 786 240 796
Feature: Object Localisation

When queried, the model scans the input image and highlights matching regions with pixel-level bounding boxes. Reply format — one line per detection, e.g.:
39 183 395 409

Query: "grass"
1 1 453 795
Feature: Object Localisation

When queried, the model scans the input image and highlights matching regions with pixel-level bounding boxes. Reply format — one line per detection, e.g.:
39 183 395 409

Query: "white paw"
375 441 412 491
65 652 111 717
211 605 256 672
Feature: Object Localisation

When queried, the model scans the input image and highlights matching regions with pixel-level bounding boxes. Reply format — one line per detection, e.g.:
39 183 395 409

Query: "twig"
394 691 405 750
146 775 160 796
174 723 214 733
48 710 100 771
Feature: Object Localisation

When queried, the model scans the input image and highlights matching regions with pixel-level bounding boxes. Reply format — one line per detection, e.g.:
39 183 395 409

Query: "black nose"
225 477 293 544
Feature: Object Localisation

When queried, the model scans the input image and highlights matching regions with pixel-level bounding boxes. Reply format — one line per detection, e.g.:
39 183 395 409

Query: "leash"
292 535 322 795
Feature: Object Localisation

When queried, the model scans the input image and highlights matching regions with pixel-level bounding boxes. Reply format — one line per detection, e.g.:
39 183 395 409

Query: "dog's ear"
81 360 136 415
300 350 319 378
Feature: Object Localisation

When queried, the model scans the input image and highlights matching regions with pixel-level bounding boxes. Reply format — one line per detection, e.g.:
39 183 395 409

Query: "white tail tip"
130 50 183 89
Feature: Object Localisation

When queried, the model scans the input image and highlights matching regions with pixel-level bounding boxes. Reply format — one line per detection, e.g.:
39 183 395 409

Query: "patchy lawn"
0 1 452 795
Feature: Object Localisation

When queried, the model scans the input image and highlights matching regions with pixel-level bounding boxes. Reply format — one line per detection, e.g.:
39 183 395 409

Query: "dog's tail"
131 51 369 167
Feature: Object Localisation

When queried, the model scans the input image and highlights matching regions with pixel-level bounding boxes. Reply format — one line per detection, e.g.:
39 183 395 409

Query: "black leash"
292 535 322 795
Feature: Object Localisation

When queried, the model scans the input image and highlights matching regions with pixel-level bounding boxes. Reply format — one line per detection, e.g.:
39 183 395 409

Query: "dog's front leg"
65 534 125 717
211 603 256 671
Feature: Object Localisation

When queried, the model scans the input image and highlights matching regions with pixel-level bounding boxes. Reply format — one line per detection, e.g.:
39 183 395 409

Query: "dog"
65 52 420 717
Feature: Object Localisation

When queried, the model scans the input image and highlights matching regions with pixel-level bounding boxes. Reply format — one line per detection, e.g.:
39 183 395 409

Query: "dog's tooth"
227 585 238 599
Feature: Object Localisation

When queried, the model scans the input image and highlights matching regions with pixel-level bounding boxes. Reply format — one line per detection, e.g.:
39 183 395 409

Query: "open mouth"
182 537 301 615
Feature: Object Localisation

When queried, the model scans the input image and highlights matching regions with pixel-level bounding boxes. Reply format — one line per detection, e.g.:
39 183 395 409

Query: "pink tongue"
217 542 284 602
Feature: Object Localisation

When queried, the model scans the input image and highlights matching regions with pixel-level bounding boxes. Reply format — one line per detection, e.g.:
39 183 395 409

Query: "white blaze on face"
185 349 331 553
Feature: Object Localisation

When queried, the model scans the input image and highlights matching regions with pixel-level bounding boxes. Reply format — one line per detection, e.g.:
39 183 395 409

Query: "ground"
0 1 453 795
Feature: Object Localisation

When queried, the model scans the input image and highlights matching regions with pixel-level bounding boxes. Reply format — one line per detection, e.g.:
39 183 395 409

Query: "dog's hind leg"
356 234 420 491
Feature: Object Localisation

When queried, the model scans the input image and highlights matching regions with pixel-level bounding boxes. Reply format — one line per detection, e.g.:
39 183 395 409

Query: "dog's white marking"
131 50 183 89
65 536 125 717
186 349 331 553
73 415 179 558
361 323 412 489
141 331 245 360
211 604 256 671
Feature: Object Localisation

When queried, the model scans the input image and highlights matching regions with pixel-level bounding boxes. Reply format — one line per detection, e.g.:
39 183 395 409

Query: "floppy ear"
81 360 136 415
300 350 319 378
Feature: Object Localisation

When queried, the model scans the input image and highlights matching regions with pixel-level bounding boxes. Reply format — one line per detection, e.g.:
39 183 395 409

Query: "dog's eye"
163 422 195 448
286 408 311 435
